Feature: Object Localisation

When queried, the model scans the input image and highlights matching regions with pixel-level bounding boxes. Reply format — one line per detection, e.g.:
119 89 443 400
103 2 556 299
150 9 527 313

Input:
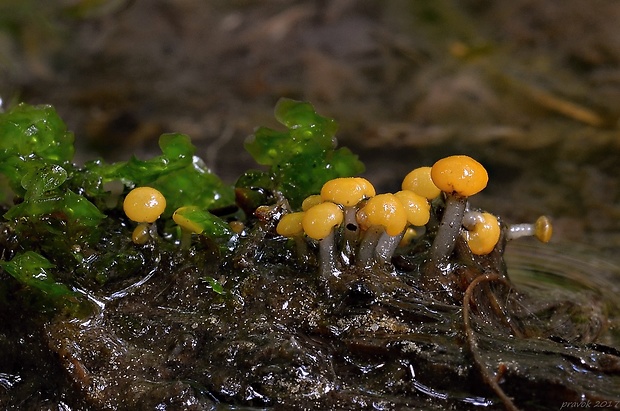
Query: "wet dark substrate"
1 216 620 410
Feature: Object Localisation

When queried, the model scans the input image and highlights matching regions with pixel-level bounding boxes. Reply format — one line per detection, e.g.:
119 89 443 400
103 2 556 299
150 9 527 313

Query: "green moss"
0 98 365 311
242 98 365 209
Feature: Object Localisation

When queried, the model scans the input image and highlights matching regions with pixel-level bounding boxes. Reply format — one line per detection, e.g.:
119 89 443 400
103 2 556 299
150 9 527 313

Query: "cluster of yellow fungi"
275 155 552 277
120 156 552 277
122 187 231 247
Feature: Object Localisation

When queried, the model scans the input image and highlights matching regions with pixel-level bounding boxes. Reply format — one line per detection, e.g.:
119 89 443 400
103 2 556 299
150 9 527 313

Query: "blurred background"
2 0 620 256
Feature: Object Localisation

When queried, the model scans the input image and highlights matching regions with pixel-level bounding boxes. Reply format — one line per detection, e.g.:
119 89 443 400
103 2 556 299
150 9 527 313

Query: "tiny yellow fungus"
402 167 441 200
320 177 375 207
535 215 553 243
301 194 323 211
394 190 431 227
431 155 488 197
357 193 407 236
123 186 167 223
463 212 501 255
302 202 343 240
507 215 553 243
276 212 305 237
131 223 151 245
172 206 204 234
229 220 245 234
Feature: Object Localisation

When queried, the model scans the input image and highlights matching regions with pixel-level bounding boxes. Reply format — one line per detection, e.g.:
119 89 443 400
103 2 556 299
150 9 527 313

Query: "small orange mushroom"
506 215 552 243
123 187 166 244
276 211 313 264
123 186 167 223
320 177 376 257
428 155 489 268
302 202 344 277
431 155 488 197
402 166 441 200
276 212 305 237
373 190 431 262
462 211 501 255
356 193 408 266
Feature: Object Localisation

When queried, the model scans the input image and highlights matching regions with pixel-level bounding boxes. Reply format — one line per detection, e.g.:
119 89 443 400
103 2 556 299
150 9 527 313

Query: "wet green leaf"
21 163 68 200
173 206 233 238
242 98 365 208
0 251 76 298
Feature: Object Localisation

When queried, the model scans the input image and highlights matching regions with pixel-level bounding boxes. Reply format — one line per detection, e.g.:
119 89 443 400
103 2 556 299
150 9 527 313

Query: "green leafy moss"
85 133 235 217
0 251 77 300
242 98 365 208
0 98 366 310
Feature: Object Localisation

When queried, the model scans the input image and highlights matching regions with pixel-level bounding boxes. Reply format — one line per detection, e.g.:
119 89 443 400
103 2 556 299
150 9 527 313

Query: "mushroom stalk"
427 155 488 269
506 215 552 243
318 231 340 278
429 195 467 263
374 231 405 265
357 225 384 267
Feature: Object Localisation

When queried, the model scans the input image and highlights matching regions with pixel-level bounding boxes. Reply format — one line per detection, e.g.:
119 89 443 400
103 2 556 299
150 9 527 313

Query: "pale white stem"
375 230 405 265
429 195 467 263
318 231 340 278
357 225 384 268
506 224 535 241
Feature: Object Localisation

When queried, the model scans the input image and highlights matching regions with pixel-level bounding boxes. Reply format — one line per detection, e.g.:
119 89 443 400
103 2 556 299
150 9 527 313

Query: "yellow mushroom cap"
320 177 376 207
357 193 408 236
464 212 500 255
172 206 204 234
535 215 552 243
402 167 441 200
431 155 488 197
394 190 431 226
123 187 167 223
301 194 323 211
302 202 343 240
276 212 305 237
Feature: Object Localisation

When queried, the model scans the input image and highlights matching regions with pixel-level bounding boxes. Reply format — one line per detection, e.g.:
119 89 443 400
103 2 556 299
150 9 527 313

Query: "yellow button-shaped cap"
357 193 407 236
276 212 305 237
394 190 431 226
123 187 166 223
535 215 552 243
302 202 343 240
431 155 488 197
321 177 375 207
402 167 441 200
464 212 500 255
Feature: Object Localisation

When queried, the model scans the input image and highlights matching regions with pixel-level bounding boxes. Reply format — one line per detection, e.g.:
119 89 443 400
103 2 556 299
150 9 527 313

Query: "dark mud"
2 205 619 410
